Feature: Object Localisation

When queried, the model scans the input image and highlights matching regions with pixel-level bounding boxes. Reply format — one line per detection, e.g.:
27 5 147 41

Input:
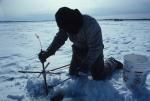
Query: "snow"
0 20 150 101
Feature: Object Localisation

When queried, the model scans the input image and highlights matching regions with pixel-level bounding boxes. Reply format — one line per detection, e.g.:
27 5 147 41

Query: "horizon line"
0 18 150 22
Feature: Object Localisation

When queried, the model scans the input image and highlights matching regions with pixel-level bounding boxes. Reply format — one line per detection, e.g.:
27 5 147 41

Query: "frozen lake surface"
0 20 150 101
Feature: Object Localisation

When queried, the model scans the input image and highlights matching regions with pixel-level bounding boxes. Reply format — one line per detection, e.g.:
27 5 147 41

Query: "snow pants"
69 46 118 80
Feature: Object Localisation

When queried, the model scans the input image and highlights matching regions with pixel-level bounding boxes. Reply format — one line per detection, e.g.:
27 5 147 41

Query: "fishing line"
35 33 43 50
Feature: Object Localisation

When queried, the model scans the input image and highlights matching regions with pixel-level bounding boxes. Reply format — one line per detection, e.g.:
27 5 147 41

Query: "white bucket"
123 54 150 89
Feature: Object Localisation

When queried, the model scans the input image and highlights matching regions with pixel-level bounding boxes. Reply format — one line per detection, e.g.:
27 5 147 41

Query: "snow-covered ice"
0 20 150 101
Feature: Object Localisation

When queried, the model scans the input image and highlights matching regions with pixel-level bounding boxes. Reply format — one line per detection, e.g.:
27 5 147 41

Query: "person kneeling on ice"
39 7 123 80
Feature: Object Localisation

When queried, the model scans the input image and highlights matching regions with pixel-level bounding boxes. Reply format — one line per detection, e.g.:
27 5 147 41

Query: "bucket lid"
124 54 150 72
124 54 149 64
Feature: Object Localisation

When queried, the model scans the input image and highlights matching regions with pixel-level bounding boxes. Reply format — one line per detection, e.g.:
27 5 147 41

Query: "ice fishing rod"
35 34 70 94
35 33 49 95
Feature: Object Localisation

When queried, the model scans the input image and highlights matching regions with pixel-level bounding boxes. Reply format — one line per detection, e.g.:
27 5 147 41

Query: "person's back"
67 15 104 50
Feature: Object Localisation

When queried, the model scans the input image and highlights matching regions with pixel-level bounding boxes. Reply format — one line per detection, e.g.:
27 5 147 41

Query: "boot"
108 57 123 69
104 57 123 75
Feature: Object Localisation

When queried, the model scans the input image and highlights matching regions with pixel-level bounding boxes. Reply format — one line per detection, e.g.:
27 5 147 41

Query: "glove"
38 50 48 63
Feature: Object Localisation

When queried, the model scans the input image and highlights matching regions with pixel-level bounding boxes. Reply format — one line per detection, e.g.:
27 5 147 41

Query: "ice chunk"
26 78 45 97
7 95 24 101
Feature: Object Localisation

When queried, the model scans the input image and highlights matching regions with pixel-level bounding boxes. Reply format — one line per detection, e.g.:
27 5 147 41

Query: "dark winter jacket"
47 15 104 69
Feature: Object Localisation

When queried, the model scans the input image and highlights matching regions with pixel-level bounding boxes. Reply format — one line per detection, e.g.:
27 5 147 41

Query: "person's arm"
46 29 68 57
80 19 104 72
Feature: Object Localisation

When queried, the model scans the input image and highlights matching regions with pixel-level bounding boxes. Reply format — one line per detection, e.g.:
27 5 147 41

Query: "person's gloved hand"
38 51 48 63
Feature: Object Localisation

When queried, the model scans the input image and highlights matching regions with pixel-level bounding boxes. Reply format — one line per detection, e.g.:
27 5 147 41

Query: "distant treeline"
97 19 150 21
0 20 54 23
0 19 150 22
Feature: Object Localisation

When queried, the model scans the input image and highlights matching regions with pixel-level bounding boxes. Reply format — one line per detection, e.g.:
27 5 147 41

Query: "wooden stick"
42 62 48 95
38 62 50 78
53 78 71 87
48 64 70 71
19 71 43 73
18 70 61 74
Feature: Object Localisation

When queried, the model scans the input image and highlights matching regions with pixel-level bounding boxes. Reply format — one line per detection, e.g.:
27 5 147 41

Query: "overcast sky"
0 0 150 21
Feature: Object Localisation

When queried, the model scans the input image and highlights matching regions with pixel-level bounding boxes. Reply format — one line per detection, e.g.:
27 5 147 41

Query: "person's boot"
104 57 123 76
107 57 123 69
